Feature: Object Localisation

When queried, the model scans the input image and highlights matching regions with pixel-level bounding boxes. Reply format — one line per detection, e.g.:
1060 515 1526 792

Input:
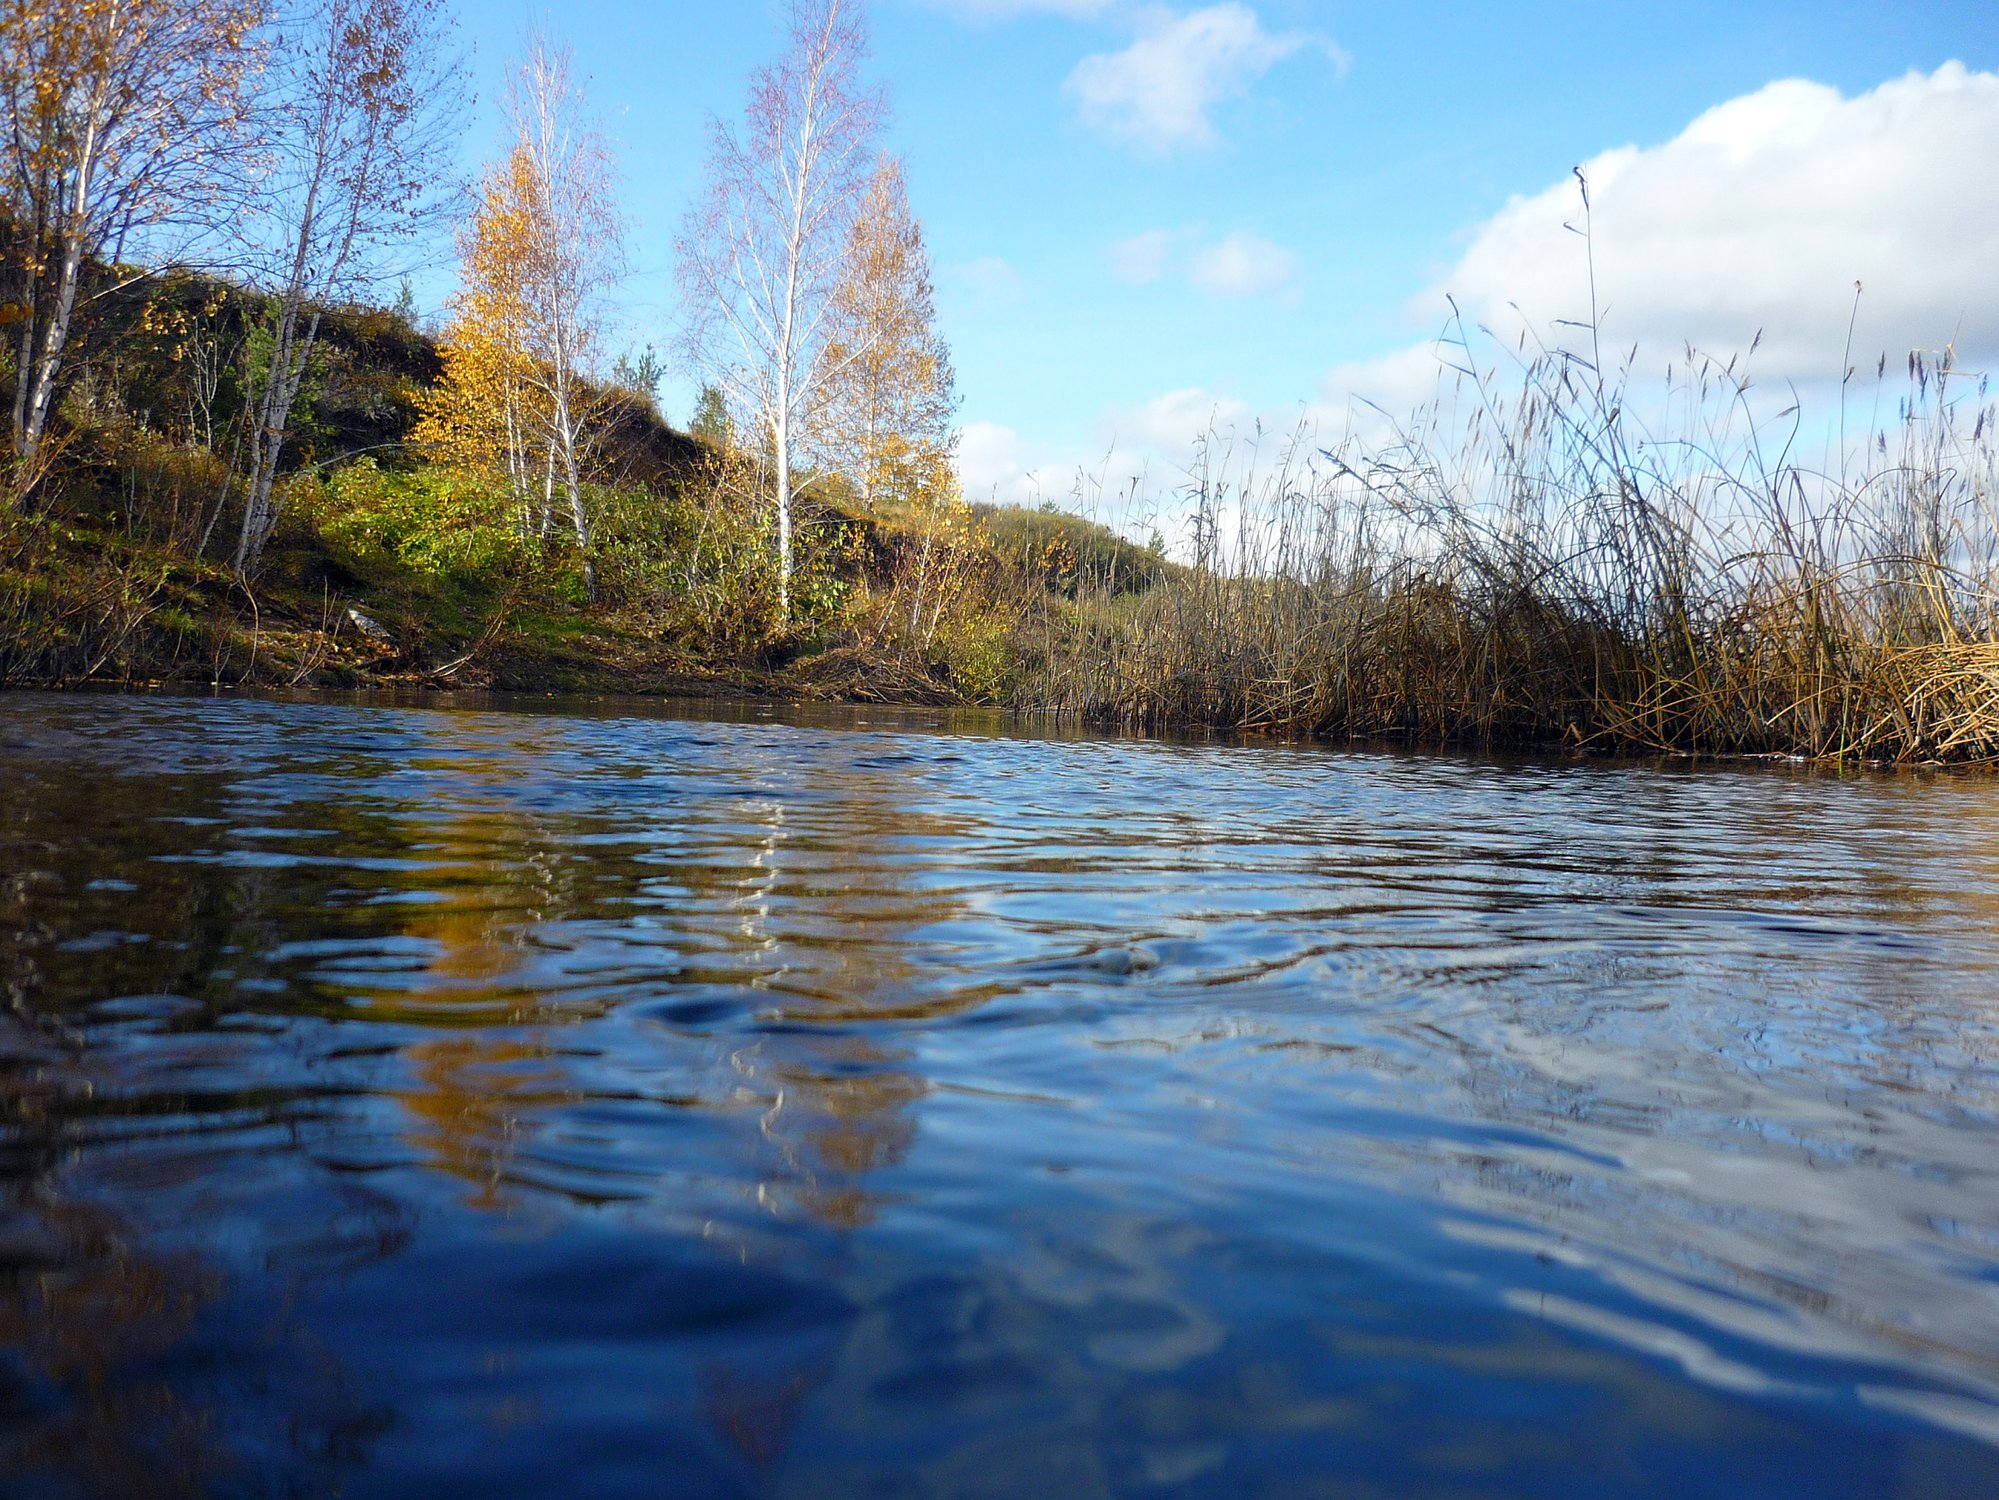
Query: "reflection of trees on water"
0 1201 230 1500
336 727 982 1230
0 1205 402 1500
755 1042 926 1231
397 1035 559 1209
1 730 960 1500
0 1018 406 1497
690 754 1012 1233
10 701 1999 1488
272 723 982 1227
700 1357 832 1477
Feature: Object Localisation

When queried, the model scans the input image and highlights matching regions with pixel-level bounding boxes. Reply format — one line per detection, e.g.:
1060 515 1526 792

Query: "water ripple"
4 691 1999 1497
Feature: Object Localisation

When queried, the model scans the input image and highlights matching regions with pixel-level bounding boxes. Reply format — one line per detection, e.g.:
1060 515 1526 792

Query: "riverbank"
0 490 1150 709
5 278 1996 763
11 476 1999 767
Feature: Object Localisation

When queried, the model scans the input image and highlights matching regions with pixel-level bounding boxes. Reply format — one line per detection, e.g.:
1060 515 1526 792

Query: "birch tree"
676 0 882 623
412 43 621 593
412 148 545 536
230 0 460 575
0 0 262 497
501 38 622 600
816 155 956 512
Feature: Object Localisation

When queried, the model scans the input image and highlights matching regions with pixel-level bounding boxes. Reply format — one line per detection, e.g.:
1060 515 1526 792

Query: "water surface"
4 692 1999 1498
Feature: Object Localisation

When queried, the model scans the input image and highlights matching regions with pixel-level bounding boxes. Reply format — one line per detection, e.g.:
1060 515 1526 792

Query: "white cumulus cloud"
968 66 1999 545
1104 386 1257 455
1421 62 1999 383
958 421 1063 505
1067 4 1340 154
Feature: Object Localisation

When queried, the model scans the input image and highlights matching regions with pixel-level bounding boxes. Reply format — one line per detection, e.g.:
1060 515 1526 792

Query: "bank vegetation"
2 0 1995 763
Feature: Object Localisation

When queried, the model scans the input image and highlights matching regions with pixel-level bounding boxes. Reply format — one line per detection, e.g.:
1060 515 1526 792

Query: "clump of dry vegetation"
1028 325 1999 764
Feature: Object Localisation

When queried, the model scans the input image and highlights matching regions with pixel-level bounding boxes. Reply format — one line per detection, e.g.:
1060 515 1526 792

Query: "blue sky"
435 1 1999 508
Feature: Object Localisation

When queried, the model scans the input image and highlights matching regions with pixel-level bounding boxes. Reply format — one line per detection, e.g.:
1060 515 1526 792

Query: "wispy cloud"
945 256 1024 302
956 420 1029 500
1107 227 1183 284
957 419 1082 506
924 0 1114 17
1188 230 1298 298
1067 4 1343 154
1108 225 1299 298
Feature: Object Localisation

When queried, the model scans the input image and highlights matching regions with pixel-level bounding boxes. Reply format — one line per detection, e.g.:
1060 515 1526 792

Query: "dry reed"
1027 321 1999 764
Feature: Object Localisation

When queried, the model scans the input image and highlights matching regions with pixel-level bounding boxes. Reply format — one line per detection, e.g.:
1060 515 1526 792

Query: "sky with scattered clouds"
436 1 1999 525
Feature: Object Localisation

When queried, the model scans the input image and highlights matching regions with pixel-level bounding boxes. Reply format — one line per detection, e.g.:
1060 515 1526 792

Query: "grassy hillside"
0 269 1165 704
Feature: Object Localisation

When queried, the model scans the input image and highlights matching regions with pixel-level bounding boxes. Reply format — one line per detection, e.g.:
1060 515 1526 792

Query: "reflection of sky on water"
3 692 1999 1495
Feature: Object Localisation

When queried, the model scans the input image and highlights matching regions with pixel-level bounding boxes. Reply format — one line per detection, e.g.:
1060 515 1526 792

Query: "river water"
3 692 1999 1498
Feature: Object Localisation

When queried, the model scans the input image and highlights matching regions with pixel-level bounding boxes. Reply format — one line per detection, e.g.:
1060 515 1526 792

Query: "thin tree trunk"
230 36 348 578
15 229 85 475
233 300 323 576
504 379 530 538
11 283 38 463
551 365 593 600
775 402 792 622
15 83 112 485
540 439 556 537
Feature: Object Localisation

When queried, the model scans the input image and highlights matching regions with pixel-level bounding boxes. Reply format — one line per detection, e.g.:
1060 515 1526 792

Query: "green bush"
309 459 528 582
933 610 1014 703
